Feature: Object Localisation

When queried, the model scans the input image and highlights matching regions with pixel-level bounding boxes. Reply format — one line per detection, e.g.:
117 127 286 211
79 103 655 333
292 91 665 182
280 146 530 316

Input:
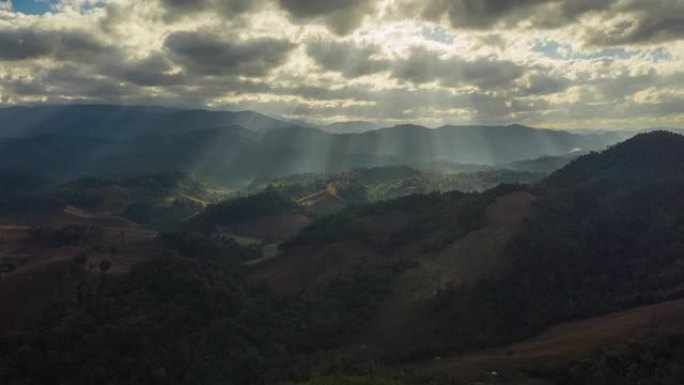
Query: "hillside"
417 131 684 354
0 172 229 231
186 189 310 241
250 131 684 370
418 298 684 380
248 166 542 207
502 152 585 174
544 130 684 187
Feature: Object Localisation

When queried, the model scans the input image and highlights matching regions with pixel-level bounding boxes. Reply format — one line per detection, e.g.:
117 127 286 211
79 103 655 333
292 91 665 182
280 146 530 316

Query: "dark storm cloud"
592 71 658 101
158 0 264 20
413 0 684 45
415 0 615 29
0 27 107 61
584 12 684 46
306 40 388 77
306 43 525 90
390 48 524 90
521 72 570 95
277 0 375 35
103 54 185 87
419 0 551 28
164 31 295 76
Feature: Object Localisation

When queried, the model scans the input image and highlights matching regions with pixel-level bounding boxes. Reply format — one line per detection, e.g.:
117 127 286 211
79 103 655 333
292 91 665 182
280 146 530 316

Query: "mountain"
0 105 625 186
544 130 684 187
416 131 684 356
322 121 381 134
0 104 293 138
356 123 615 165
0 126 253 182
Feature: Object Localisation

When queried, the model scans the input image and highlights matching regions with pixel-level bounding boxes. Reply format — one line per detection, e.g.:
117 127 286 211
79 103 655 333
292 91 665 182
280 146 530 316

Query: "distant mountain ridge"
0 104 639 185
321 121 381 134
0 104 293 138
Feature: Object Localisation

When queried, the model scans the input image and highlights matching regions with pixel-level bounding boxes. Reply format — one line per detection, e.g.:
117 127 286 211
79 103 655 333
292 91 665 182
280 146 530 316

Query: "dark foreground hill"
250 131 684 375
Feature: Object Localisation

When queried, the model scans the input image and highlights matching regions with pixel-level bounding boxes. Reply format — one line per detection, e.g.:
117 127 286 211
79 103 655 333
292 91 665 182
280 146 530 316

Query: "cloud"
407 0 615 29
158 0 265 20
519 72 570 95
398 0 684 47
389 48 525 90
582 2 684 46
415 0 552 29
306 43 525 90
306 40 388 77
103 53 185 87
277 0 376 35
0 27 108 61
164 31 295 77
159 0 377 34
0 0 11 12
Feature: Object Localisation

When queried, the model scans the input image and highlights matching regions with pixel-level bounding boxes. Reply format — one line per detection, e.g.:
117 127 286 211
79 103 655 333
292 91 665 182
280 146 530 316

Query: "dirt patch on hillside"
363 191 535 347
297 188 345 215
416 297 684 379
64 205 140 228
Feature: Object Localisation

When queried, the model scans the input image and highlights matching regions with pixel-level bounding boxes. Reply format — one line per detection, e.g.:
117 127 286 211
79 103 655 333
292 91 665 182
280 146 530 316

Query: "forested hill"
429 131 684 353
544 130 684 188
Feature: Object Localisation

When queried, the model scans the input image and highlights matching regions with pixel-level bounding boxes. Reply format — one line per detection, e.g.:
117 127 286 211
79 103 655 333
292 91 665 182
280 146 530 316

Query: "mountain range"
0 105 628 186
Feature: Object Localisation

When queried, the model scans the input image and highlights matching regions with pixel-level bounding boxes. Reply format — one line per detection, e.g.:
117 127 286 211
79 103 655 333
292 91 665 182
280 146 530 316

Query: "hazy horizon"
2 102 684 133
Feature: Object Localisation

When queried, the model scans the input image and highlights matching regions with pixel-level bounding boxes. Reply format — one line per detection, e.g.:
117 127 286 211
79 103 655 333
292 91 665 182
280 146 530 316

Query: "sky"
0 0 683 129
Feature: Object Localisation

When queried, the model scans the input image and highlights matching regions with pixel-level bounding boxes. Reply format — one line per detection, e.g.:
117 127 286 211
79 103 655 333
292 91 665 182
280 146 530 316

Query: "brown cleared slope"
0 226 160 329
63 205 140 228
363 191 535 347
249 211 409 295
416 297 684 378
